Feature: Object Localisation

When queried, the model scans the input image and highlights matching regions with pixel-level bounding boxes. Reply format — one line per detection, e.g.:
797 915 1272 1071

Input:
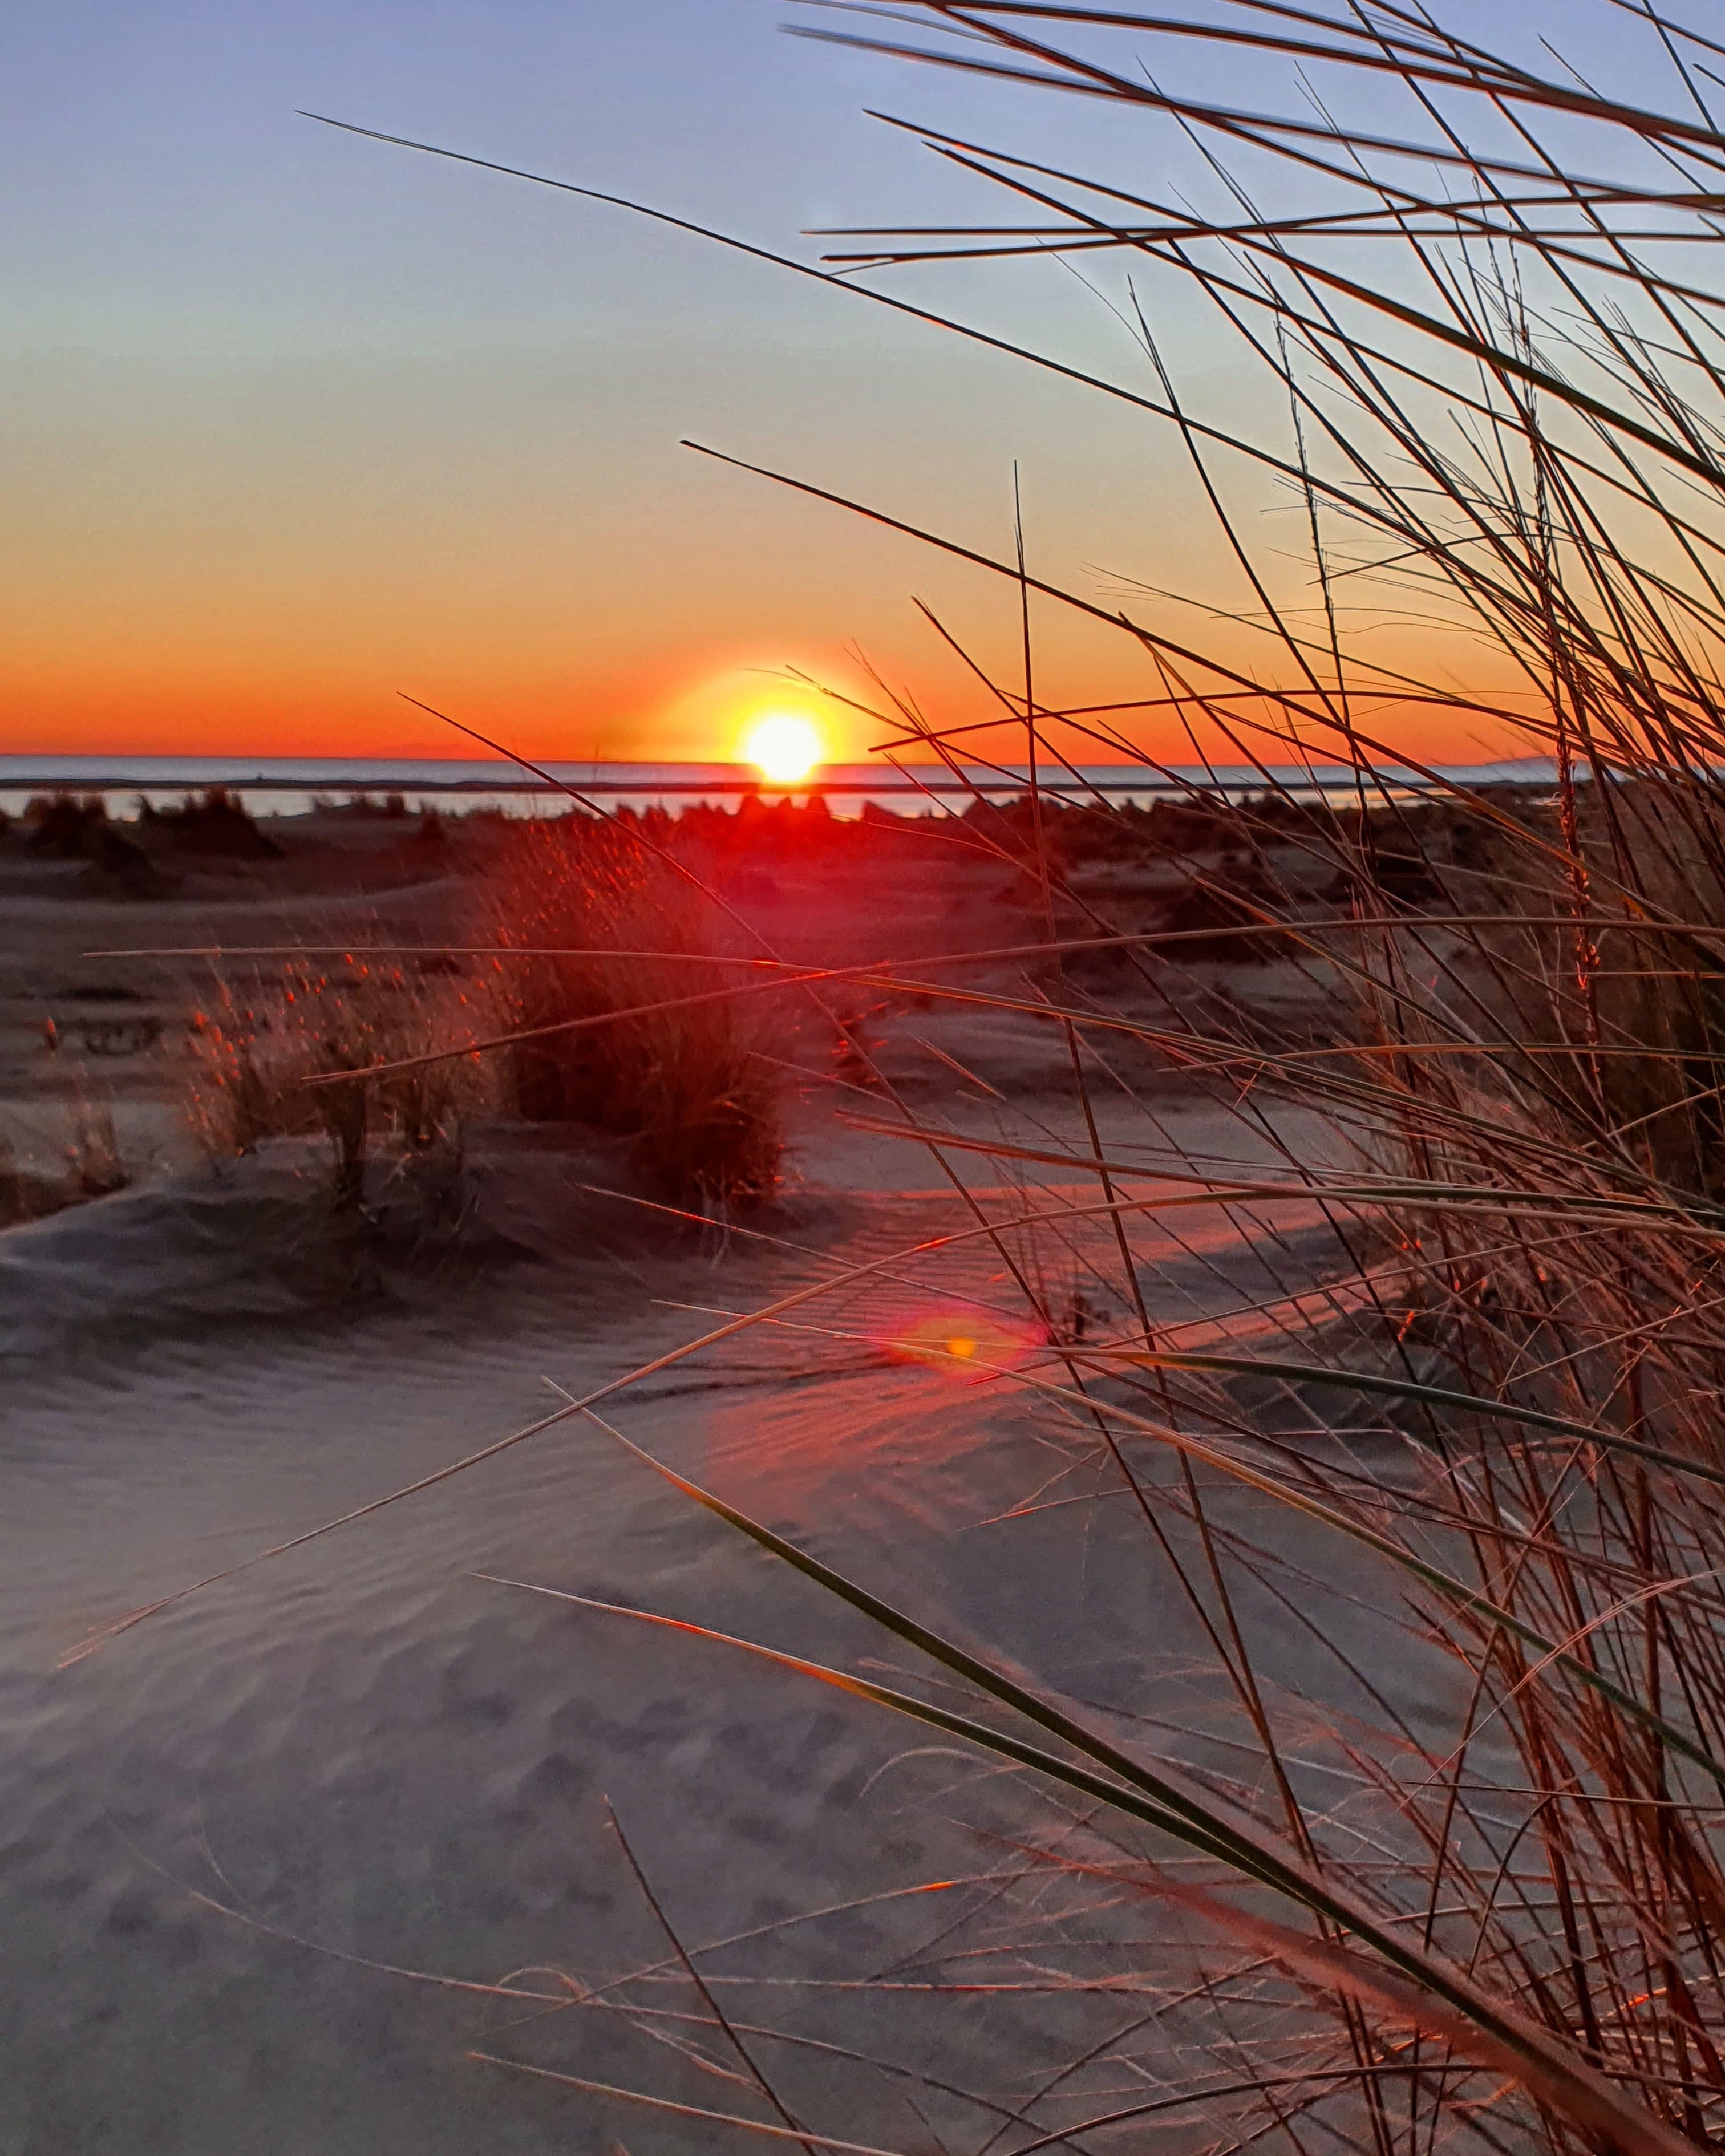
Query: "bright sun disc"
746 712 824 788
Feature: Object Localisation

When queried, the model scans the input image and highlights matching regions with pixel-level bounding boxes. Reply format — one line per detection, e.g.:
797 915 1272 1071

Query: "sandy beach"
0 796 1411 2152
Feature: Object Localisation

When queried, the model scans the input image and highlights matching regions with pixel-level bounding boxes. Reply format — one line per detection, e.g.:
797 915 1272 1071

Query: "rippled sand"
0 1092 1444 2154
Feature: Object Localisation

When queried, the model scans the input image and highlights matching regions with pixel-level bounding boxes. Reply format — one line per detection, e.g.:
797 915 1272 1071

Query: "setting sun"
744 711 824 789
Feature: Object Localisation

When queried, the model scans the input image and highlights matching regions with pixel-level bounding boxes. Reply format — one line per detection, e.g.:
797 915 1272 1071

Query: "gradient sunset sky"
6 1 1634 767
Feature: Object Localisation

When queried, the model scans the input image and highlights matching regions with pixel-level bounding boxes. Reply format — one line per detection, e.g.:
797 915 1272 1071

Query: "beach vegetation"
432 6 1725 2151
488 814 784 1209
140 788 283 860
25 793 110 859
185 958 495 1205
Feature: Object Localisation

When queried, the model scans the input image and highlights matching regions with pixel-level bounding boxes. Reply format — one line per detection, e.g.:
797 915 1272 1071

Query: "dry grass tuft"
187 958 496 1204
488 815 784 1210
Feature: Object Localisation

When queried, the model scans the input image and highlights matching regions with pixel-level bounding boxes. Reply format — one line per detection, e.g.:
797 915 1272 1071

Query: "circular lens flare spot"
883 1308 1035 1380
746 712 824 788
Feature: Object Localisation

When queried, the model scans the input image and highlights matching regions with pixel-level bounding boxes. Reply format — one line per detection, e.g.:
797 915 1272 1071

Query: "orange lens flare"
881 1308 1036 1379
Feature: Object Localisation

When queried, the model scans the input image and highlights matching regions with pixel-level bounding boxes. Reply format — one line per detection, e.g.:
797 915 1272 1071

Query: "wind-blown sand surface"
0 801 1437 2152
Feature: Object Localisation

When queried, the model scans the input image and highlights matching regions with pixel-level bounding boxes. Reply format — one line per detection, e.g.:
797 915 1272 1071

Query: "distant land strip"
0 767 1541 800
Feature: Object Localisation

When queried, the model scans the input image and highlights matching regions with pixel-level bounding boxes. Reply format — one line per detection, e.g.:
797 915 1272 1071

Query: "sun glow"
744 711 824 789
884 1309 1038 1380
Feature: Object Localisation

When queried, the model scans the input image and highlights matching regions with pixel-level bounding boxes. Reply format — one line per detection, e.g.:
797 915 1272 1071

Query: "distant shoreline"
0 754 1564 814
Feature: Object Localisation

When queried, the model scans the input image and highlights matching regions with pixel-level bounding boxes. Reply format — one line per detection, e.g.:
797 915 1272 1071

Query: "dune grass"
177 813 787 1212
435 7 1725 2150
85 6 1725 2150
485 813 785 1209
0 1095 127 1228
185 954 497 1204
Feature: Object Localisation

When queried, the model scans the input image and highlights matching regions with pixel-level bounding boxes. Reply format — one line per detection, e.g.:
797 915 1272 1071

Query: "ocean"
0 753 1560 821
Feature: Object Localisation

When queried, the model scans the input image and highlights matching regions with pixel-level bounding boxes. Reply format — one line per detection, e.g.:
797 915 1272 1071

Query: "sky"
1 0 1667 767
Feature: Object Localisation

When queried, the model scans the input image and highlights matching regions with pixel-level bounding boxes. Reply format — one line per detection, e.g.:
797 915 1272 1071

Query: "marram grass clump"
187 958 496 1205
489 814 783 1211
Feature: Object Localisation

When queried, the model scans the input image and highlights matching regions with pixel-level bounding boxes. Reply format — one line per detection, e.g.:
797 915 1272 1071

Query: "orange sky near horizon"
3 334 1534 771
1 325 1536 769
0 593 1534 772
3 2 1552 777
0 595 1536 771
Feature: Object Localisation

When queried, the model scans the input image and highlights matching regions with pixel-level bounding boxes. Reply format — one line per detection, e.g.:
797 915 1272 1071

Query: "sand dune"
0 804 1404 2151
0 1088 1418 2154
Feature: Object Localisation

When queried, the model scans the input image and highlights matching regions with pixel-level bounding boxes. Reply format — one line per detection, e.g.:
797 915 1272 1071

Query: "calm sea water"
0 753 1560 821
